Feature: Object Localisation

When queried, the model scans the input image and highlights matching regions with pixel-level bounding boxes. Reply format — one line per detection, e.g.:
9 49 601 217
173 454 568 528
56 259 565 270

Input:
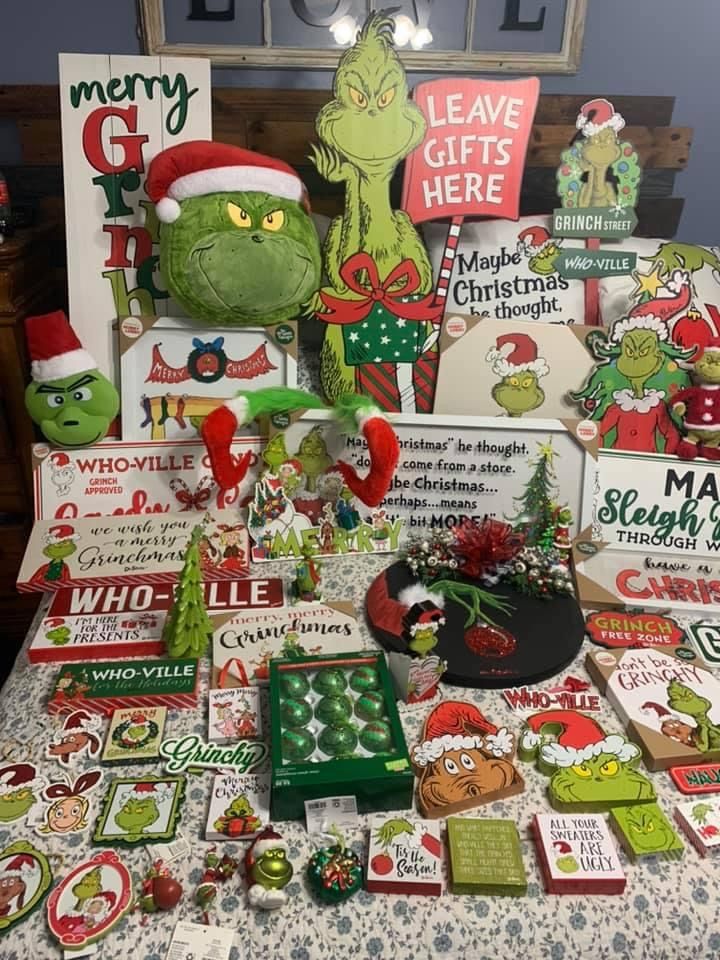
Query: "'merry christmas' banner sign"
401 77 539 224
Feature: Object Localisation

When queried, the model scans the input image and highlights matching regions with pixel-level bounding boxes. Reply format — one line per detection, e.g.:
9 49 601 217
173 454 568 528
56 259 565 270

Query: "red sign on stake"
401 77 540 224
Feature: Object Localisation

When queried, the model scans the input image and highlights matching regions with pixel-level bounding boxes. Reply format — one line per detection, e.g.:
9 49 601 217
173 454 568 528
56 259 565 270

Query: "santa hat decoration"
486 333 549 379
519 709 640 768
52 711 102 753
147 141 310 224
279 459 303 475
25 312 97 384
247 825 288 860
2 854 38 880
412 700 513 767
123 781 173 804
0 763 45 798
50 452 71 468
517 225 555 257
44 524 79 546
398 584 446 638
610 314 669 343
576 98 625 138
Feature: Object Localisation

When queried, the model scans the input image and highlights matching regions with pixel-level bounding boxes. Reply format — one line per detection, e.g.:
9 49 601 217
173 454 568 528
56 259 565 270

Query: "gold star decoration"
629 262 664 301
536 440 557 468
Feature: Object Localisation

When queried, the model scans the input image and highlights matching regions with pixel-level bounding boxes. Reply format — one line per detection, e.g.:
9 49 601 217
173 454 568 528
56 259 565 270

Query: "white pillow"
423 215 586 325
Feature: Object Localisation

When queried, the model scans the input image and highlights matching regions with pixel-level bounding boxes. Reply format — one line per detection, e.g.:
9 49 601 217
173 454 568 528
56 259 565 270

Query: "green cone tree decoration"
163 525 213 658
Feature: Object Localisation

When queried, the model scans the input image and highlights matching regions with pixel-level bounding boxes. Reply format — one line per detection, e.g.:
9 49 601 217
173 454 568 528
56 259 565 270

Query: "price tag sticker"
165 921 235 960
148 830 191 864
304 795 359 835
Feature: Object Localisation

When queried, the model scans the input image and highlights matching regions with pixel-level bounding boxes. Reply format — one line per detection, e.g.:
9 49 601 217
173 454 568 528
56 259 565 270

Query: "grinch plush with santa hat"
147 141 321 326
24 311 119 448
244 825 293 909
671 338 720 460
486 332 549 417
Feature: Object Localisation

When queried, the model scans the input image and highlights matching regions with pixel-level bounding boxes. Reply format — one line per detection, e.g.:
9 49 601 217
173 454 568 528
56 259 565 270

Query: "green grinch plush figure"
147 141 322 326
24 311 119 448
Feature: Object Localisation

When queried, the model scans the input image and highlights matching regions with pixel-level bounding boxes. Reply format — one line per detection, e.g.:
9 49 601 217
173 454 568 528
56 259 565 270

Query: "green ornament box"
268 651 414 821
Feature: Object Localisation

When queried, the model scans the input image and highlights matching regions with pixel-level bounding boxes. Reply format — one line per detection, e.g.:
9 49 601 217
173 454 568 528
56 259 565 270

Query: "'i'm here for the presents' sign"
59 54 212 381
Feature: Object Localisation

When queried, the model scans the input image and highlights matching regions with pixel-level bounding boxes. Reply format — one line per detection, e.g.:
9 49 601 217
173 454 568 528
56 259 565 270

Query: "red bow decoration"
169 477 212 511
562 676 590 693
318 252 442 325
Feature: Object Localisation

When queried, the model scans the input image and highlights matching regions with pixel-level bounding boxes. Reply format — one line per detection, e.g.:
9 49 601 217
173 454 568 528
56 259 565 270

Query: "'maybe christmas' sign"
28 578 283 664
597 449 720 558
59 53 211 382
17 510 249 593
402 78 539 223
33 437 263 521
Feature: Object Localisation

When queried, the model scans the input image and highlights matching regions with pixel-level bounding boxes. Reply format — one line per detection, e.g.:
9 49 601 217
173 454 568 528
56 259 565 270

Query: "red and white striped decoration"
433 216 464 312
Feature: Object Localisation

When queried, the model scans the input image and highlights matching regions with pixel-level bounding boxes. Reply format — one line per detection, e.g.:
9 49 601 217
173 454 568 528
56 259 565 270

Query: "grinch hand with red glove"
671 338 720 460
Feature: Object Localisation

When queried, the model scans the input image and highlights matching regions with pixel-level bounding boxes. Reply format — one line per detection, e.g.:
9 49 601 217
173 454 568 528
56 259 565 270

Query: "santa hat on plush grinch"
576 98 625 137
519 709 640 767
516 225 556 257
147 140 311 224
44 524 79 546
486 333 549 378
245 825 290 909
412 700 514 767
24 311 97 384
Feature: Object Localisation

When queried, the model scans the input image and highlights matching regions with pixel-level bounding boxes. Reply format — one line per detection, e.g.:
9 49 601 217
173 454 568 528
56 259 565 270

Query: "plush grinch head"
24 311 119 448
147 141 321 326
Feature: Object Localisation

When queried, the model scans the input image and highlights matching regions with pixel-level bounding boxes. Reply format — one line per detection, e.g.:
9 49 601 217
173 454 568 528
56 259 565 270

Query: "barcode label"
148 830 190 864
305 795 359 834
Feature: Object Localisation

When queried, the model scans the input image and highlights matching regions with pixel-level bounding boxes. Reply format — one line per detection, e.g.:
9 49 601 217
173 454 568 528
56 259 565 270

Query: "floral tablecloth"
3 554 720 960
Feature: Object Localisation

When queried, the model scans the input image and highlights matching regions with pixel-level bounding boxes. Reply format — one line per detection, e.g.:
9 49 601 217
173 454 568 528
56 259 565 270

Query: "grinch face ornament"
24 311 119 448
147 141 321 326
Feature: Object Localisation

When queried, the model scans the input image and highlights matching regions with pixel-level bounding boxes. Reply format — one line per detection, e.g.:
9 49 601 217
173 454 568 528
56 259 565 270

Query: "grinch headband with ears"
201 387 400 508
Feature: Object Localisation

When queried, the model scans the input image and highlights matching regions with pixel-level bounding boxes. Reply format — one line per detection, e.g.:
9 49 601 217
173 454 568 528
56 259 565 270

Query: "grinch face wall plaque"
93 776 186 846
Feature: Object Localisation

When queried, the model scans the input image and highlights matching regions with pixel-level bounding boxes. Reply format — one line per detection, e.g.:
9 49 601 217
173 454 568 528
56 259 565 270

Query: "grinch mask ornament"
24 311 119 448
147 141 322 326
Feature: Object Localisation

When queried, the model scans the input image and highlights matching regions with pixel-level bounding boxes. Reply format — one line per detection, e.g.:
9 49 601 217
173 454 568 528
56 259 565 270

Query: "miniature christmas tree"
163 525 214 659
506 441 558 547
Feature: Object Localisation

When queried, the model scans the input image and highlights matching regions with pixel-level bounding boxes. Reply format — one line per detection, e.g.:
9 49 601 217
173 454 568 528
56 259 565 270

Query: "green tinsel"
429 579 514 628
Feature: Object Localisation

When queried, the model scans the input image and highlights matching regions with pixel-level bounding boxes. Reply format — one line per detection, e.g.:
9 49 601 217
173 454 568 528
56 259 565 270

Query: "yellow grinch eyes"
571 764 592 778
262 210 285 232
599 759 619 777
227 202 251 228
509 376 519 386
349 86 368 109
378 85 396 109
521 377 533 388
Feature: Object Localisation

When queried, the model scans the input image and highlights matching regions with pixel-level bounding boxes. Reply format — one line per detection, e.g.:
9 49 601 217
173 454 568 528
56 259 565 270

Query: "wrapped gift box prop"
268 651 413 820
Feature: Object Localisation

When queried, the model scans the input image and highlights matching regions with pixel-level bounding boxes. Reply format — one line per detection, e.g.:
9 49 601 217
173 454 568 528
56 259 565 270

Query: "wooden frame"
138 0 588 74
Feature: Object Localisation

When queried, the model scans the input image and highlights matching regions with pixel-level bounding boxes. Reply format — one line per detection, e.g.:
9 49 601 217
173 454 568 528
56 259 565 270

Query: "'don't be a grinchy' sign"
59 54 211 382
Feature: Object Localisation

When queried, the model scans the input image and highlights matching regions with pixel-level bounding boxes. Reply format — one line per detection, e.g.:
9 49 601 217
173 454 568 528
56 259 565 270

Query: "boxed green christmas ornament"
269 651 413 820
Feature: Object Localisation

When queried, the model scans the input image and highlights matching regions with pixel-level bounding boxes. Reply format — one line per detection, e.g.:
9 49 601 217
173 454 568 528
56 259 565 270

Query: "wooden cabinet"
0 220 64 669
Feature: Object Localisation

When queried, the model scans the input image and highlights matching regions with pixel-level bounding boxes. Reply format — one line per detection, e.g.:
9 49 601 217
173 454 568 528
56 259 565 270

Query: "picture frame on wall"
139 0 588 74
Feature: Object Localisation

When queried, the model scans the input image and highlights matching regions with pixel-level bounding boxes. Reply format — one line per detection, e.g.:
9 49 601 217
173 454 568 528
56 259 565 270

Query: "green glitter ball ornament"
359 720 393 753
312 667 347 696
315 694 353 724
281 697 313 730
318 723 358 757
307 843 363 903
280 672 311 699
349 665 380 693
354 690 386 721
281 727 316 762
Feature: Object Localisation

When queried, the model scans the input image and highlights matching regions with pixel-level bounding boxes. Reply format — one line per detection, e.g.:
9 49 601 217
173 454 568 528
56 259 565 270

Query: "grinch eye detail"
47 394 65 408
571 764 592 779
378 85 396 109
509 376 519 386
459 752 476 771
646 820 655 833
522 377 533 388
349 86 368 109
444 757 460 775
227 202 251 228
599 759 619 777
262 209 285 232
72 387 92 402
